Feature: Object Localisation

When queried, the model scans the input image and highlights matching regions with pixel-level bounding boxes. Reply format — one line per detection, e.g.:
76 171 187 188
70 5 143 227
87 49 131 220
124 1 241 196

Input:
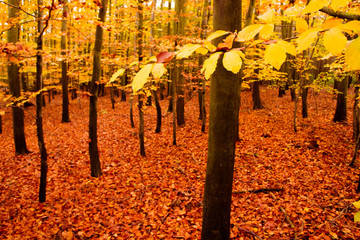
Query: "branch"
38 0 56 40
233 188 283 194
0 1 37 18
235 225 263 240
320 6 360 20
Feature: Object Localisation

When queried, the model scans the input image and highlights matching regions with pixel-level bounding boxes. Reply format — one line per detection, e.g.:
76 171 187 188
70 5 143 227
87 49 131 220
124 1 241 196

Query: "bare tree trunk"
89 0 108 177
61 0 70 123
333 76 348 122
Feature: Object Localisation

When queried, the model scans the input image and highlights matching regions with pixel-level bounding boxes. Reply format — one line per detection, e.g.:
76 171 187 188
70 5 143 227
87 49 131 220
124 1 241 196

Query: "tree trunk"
138 95 145 156
61 0 70 123
353 84 360 140
36 0 49 203
153 89 162 133
252 80 264 110
89 0 108 177
201 0 242 238
333 76 348 122
302 87 308 118
8 0 28 155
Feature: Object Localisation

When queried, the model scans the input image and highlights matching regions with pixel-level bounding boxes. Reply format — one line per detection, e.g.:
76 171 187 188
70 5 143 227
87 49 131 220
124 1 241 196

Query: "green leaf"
355 211 360 222
265 43 286 70
201 52 222 80
152 63 167 79
323 27 347 55
353 200 360 209
296 28 320 52
345 37 360 70
206 30 231 42
235 24 264 42
176 44 202 59
303 0 330 14
132 64 153 92
223 51 242 74
109 68 125 83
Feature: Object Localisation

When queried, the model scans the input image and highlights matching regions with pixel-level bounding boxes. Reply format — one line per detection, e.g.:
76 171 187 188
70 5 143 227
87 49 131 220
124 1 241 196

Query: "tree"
61 0 70 123
201 0 242 238
333 76 348 122
7 0 28 155
89 0 108 177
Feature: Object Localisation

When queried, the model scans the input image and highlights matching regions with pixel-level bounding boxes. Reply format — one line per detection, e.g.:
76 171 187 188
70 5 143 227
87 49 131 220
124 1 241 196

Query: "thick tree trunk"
61 0 70 123
333 77 348 122
201 0 242 238
89 0 108 177
252 80 264 110
8 0 28 155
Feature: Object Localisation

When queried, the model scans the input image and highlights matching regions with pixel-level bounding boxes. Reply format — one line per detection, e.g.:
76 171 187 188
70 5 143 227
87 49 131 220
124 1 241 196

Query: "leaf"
201 52 222 80
295 18 308 33
354 211 360 222
296 28 320 52
196 46 209 55
284 4 303 17
206 30 231 42
346 38 360 70
277 40 297 56
341 20 360 32
264 43 286 70
132 64 153 92
353 200 360 209
203 41 217 52
330 0 350 11
0 111 5 115
223 51 243 74
258 10 275 24
176 44 202 59
259 24 274 39
217 34 236 50
323 27 347 55
321 18 343 30
156 51 175 63
235 24 264 42
152 63 167 79
109 68 125 83
303 0 330 14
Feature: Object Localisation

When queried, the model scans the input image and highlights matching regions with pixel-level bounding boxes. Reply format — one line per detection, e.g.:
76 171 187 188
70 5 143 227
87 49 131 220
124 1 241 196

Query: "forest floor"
1 86 360 239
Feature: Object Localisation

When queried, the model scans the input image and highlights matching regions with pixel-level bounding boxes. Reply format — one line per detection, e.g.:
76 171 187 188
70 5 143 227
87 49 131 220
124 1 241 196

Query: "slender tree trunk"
353 84 360 140
8 0 28 155
61 0 70 123
153 90 162 133
333 76 348 122
130 96 135 128
138 95 145 156
302 86 309 118
36 0 49 203
89 0 108 177
252 80 264 109
201 0 242 238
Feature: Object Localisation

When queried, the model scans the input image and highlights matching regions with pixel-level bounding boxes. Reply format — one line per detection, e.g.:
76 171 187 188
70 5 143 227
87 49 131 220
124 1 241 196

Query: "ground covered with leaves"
1 87 360 239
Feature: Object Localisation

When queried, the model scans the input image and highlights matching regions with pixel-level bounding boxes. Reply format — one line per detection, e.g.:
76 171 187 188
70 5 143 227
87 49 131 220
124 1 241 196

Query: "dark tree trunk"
61 0 70 123
138 95 145 156
130 97 135 128
8 0 28 155
333 77 348 122
201 0 242 238
153 89 162 133
252 81 264 110
0 115 2 134
120 73 127 101
302 87 308 118
353 85 360 140
89 0 108 177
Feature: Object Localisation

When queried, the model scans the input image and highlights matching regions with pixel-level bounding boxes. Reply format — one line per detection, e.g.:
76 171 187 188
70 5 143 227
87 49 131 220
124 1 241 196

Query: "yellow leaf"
152 63 167 79
265 44 286 70
330 0 350 11
233 50 246 60
203 41 217 52
296 28 320 52
321 18 343 30
176 44 202 59
259 24 274 39
353 200 360 209
277 40 297 56
109 68 125 83
341 20 360 32
206 30 230 42
355 211 360 222
346 38 360 70
303 0 330 14
0 111 5 115
201 52 222 80
235 24 264 42
284 4 303 17
223 51 243 74
258 10 275 24
132 64 153 92
295 18 308 33
196 46 209 55
323 27 347 55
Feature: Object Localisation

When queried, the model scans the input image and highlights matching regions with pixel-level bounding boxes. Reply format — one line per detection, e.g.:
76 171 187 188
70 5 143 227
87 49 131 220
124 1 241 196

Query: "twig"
329 204 352 223
235 225 263 240
0 0 37 18
270 192 295 228
11 105 37 120
233 188 283 194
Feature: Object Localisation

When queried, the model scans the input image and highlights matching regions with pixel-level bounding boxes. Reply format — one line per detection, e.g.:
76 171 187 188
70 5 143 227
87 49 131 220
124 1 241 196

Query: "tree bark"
89 0 108 177
201 0 242 238
333 76 348 122
7 0 28 155
302 87 308 118
252 80 264 110
61 0 70 123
